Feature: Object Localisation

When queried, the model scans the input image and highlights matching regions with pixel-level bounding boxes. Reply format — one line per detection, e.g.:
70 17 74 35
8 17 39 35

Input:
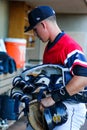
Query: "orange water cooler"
5 38 26 69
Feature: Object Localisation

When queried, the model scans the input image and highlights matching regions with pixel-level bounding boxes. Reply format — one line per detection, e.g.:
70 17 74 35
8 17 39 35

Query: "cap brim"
24 26 33 32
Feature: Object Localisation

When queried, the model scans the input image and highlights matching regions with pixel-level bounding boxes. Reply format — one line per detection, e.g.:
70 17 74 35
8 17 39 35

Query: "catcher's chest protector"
21 64 87 103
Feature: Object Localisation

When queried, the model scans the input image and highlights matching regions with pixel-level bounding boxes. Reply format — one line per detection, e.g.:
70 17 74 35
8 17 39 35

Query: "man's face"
33 21 49 42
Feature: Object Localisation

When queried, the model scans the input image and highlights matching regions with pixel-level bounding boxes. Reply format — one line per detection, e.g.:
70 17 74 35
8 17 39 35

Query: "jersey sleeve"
64 45 87 75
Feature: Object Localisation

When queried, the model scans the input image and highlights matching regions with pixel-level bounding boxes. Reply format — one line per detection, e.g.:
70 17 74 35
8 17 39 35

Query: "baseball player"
25 5 87 130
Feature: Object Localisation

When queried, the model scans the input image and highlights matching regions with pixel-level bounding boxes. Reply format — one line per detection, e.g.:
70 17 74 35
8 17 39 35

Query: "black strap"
51 87 70 102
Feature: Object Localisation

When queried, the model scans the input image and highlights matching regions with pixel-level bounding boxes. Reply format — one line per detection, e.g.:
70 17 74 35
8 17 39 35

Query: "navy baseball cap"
24 6 55 32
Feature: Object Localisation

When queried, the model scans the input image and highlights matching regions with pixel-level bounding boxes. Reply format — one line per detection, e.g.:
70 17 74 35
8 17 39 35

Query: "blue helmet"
44 102 68 130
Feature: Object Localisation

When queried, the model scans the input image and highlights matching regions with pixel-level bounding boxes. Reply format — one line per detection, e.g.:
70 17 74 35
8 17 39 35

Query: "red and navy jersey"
43 32 87 75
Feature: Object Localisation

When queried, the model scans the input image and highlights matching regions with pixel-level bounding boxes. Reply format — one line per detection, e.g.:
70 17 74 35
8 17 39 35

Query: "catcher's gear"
28 100 46 130
44 102 68 130
12 76 23 88
21 64 72 86
11 89 23 100
21 64 72 102
11 89 30 104
21 64 87 103
11 90 30 118
34 74 50 87
72 88 87 103
28 100 68 130
10 64 87 130
32 74 51 101
51 87 70 102
20 95 30 114
12 75 35 94
10 90 23 119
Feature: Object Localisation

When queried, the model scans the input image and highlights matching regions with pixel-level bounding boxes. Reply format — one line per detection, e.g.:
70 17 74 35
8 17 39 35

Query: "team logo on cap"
53 10 55 14
36 17 41 21
52 113 61 124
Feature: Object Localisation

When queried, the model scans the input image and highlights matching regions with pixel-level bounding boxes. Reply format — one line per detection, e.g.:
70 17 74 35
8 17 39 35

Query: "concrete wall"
57 14 87 32
0 0 9 38
57 14 87 56
26 38 41 63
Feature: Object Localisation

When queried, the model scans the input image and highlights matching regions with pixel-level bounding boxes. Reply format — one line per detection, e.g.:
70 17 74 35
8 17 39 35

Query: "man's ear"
41 21 46 29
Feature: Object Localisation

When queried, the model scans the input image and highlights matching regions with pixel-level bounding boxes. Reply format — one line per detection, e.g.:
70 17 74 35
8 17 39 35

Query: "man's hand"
40 96 55 108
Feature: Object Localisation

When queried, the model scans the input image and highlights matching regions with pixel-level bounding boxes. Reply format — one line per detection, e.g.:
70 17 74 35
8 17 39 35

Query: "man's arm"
41 75 87 107
65 75 87 96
